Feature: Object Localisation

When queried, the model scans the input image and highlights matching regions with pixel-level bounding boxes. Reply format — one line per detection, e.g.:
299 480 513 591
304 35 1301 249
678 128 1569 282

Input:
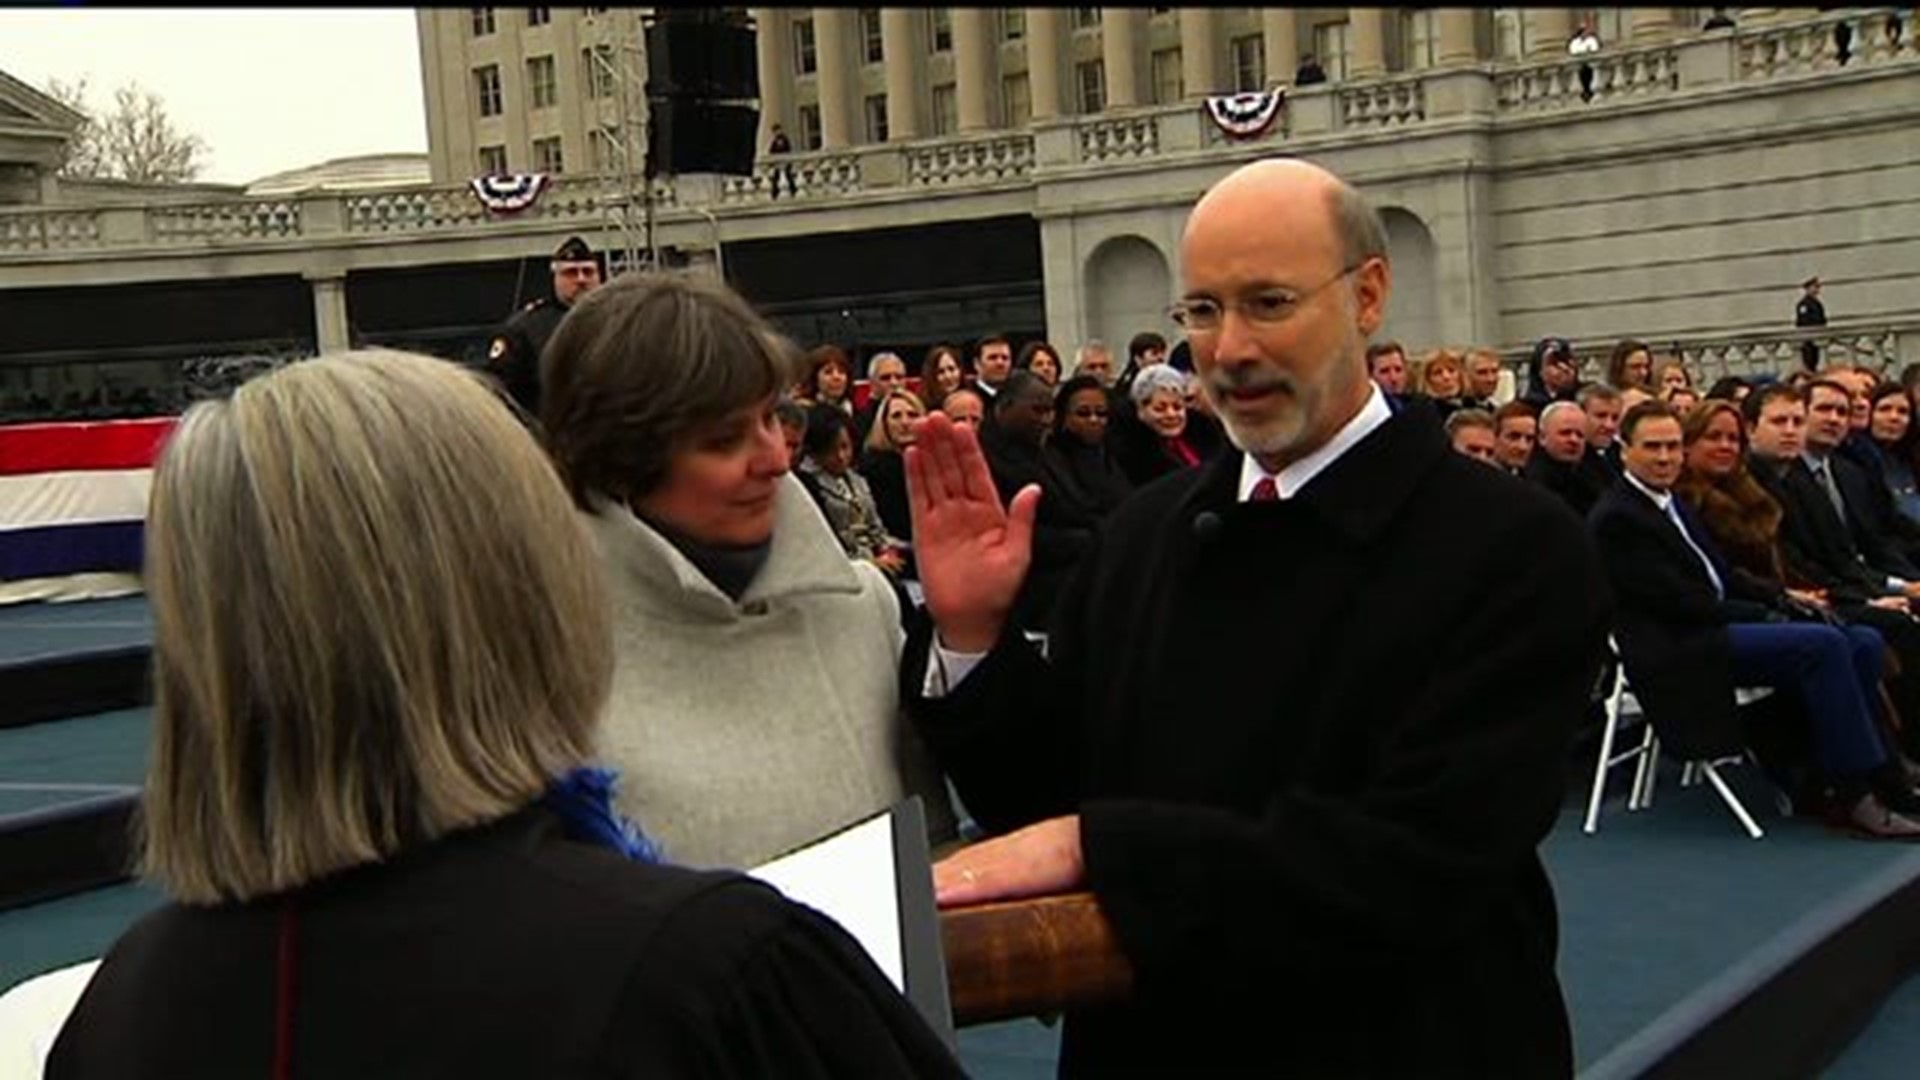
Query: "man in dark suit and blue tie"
1589 400 1920 838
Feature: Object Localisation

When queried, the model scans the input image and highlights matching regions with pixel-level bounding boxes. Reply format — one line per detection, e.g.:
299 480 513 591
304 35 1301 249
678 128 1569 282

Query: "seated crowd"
785 328 1920 840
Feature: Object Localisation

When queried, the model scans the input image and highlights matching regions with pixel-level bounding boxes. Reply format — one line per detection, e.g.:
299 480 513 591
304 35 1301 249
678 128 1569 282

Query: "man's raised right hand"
905 411 1041 653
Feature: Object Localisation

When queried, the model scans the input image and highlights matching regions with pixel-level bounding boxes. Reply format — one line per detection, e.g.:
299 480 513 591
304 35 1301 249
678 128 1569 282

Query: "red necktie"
1249 476 1279 502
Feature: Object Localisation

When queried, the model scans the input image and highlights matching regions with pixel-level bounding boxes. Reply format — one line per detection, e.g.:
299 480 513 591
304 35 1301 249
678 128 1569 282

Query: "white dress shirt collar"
1237 383 1394 502
1623 470 1674 513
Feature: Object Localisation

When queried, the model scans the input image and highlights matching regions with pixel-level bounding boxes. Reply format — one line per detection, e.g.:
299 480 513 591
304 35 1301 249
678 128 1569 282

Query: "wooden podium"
939 892 1135 1026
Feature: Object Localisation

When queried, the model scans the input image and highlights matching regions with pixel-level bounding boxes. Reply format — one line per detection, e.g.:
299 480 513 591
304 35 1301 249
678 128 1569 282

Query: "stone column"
752 8 789 152
813 7 857 148
1629 7 1677 42
953 7 995 130
308 274 350 353
881 8 923 139
1026 8 1065 120
1178 9 1220 97
1101 8 1144 107
1527 8 1574 58
1263 10 1299 86
1436 8 1480 65
1348 8 1387 78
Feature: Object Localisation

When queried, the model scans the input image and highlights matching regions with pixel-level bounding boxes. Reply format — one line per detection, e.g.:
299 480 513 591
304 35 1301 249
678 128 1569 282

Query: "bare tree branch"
43 77 209 184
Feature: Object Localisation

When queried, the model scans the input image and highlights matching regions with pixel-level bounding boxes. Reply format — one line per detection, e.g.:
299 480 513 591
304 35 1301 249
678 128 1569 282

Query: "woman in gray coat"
540 273 954 868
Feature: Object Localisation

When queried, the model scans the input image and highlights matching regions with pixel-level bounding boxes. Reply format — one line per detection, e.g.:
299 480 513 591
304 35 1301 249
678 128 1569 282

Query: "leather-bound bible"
939 891 1135 1026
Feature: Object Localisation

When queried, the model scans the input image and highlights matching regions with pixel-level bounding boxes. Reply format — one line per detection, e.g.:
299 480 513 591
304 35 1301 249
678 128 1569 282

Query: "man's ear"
1352 257 1391 338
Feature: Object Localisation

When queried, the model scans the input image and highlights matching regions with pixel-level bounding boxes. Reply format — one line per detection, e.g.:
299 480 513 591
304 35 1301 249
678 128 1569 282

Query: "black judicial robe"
907 404 1609 1077
49 809 962 1080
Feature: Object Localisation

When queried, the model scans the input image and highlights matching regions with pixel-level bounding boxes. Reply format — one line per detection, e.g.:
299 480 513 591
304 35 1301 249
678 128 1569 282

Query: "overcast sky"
0 8 427 184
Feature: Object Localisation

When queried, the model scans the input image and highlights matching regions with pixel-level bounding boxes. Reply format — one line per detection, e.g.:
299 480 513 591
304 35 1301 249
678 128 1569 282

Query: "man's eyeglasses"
1169 261 1368 332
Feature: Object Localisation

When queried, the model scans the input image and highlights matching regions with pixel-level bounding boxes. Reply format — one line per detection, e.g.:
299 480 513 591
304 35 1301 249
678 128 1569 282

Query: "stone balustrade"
1338 74 1429 129
1495 43 1680 112
0 7 1911 262
147 200 301 243
1738 7 1917 80
1497 323 1916 388
1077 114 1161 162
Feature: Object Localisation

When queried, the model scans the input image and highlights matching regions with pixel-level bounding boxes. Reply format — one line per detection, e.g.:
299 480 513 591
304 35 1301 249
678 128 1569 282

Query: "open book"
748 797 954 1047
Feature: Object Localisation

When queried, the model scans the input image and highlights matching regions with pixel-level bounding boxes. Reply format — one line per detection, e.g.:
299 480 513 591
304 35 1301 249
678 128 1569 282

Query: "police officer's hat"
1803 275 1821 289
552 235 595 263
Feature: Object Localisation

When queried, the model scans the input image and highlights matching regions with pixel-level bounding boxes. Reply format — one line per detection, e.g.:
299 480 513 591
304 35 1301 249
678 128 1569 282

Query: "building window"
584 45 616 98
479 144 508 175
470 7 496 36
930 9 952 52
1230 34 1265 91
864 93 889 142
794 17 818 75
1002 9 1025 41
474 65 504 117
1073 9 1102 29
527 55 558 109
931 82 957 135
1314 21 1350 81
860 9 885 64
798 103 823 150
527 7 550 27
1076 59 1105 113
1001 72 1030 126
1402 10 1437 69
589 127 622 172
533 135 564 174
1151 47 1183 104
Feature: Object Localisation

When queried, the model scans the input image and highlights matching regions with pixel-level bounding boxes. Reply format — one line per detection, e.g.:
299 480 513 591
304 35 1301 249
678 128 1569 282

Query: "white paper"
749 811 904 991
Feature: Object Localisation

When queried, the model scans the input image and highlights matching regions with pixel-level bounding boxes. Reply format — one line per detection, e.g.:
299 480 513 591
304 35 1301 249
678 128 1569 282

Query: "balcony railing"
0 7 1910 261
1495 44 1680 113
1498 323 1915 387
1738 7 1917 80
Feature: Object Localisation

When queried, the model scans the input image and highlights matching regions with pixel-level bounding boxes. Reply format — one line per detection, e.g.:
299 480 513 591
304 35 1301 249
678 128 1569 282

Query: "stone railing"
1498 323 1914 388
1494 44 1681 113
148 199 301 242
720 151 862 204
904 134 1034 186
0 209 103 252
1338 74 1428 129
1078 114 1161 162
1737 7 1917 80
342 175 634 234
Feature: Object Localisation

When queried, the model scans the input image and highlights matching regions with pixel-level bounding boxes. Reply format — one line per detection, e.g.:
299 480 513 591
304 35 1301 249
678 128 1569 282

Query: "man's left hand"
933 815 1084 908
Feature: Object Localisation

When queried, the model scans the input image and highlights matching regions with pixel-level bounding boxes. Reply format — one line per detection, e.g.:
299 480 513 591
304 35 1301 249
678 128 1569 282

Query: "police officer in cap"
488 235 603 420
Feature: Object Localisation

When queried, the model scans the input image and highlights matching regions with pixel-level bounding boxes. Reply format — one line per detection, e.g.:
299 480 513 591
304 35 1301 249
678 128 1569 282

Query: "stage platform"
3 596 1918 1076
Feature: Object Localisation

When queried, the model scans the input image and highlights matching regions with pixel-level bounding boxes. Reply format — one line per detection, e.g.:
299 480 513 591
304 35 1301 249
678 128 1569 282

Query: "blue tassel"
540 765 665 864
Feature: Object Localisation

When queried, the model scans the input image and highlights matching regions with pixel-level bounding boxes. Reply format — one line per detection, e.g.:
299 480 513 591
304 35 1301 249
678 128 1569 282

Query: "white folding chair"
1583 636 1773 839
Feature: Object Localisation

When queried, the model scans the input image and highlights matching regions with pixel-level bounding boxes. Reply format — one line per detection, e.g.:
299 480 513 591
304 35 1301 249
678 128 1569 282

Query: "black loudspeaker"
645 15 758 100
647 99 761 177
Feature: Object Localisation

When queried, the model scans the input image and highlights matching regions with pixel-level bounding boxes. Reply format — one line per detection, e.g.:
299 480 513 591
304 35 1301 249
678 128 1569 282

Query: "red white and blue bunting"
1203 89 1286 140
468 173 551 214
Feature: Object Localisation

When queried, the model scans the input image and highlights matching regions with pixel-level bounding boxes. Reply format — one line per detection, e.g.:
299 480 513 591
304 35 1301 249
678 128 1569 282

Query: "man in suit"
1801 379 1920 583
1526 400 1610 518
1578 382 1626 479
1589 401 1920 836
900 158 1609 1076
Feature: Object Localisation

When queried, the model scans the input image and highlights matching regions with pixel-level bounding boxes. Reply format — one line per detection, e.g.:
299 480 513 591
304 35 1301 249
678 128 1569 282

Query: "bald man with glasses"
900 159 1608 1077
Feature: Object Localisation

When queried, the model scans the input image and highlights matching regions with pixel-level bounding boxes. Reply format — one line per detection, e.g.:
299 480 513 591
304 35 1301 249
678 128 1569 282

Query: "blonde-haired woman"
47 351 962 1078
1416 348 1470 421
861 387 926 543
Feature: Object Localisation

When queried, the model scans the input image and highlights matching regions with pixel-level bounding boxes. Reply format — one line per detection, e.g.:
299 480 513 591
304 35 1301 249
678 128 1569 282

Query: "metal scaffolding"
582 7 656 276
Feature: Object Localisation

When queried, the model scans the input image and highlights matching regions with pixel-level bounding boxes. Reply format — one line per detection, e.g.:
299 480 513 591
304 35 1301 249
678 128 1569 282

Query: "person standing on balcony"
487 235 603 423
766 123 795 199
1797 275 1829 372
1568 19 1602 54
1293 53 1327 86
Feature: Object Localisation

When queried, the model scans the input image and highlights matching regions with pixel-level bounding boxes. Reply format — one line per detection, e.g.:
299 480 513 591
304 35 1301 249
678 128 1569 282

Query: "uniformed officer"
487 235 604 420
1796 274 1828 373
